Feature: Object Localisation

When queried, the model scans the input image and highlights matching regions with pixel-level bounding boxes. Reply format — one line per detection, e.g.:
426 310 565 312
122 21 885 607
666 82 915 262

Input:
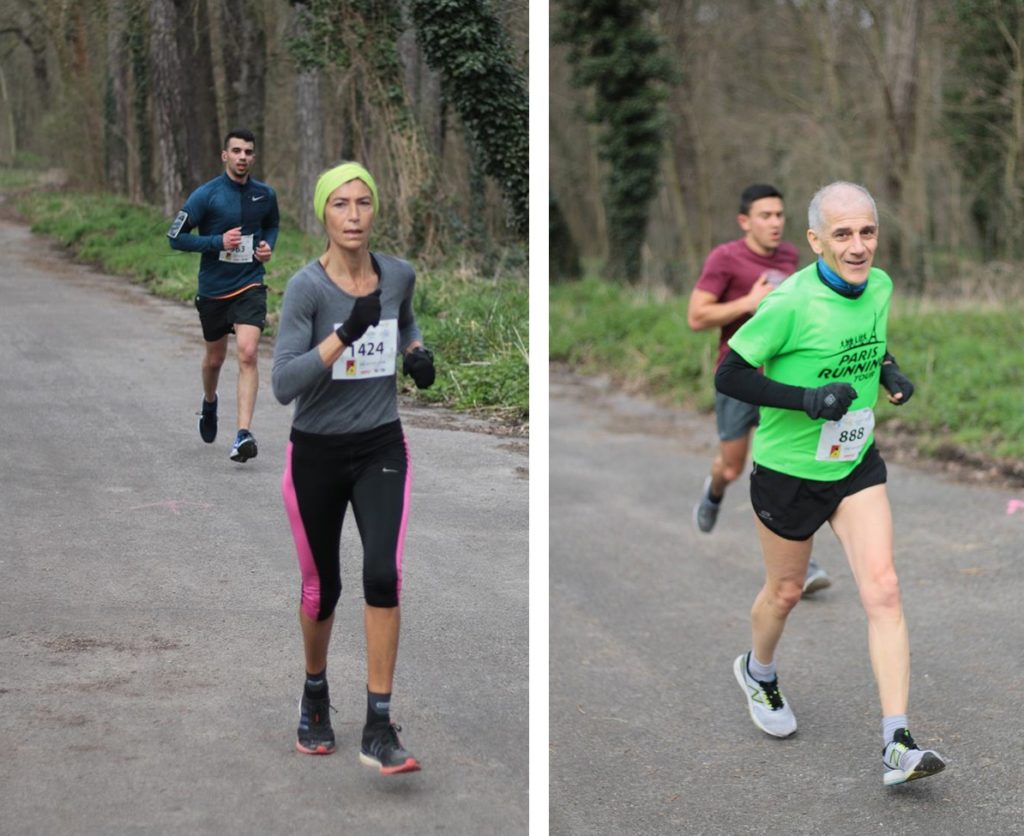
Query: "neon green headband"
313 163 380 224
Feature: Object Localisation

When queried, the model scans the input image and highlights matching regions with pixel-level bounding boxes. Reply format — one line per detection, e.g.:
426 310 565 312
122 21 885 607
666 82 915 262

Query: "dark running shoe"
359 722 421 775
198 395 218 444
802 558 832 596
296 693 335 755
693 476 721 533
883 728 946 786
230 429 257 463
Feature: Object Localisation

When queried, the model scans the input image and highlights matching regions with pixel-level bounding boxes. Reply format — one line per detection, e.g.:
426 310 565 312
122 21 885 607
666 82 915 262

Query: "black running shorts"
194 284 267 342
749 443 887 541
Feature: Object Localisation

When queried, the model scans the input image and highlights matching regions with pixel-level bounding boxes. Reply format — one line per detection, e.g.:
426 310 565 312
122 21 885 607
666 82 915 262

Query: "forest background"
550 0 1024 474
0 0 529 421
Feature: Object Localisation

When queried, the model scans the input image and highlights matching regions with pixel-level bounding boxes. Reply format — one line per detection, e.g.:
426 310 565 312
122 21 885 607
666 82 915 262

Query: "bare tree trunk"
997 14 1024 257
397 25 443 156
149 0 187 214
127 0 153 202
662 146 698 284
289 0 325 235
0 66 15 165
218 0 267 142
295 68 324 235
205 0 229 143
177 1 221 192
105 0 129 194
858 0 923 282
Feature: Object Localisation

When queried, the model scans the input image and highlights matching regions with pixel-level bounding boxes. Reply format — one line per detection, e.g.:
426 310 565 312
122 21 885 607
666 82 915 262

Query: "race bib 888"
815 407 875 461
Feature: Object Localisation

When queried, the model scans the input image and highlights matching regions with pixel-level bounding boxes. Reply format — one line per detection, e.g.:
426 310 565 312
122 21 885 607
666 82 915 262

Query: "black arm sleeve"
714 349 806 411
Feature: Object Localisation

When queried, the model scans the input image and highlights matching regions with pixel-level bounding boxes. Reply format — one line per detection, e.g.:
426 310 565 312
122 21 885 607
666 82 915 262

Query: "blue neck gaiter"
816 257 867 298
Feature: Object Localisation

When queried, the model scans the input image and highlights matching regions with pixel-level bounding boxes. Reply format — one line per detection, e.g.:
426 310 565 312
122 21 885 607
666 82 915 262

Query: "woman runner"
272 162 436 774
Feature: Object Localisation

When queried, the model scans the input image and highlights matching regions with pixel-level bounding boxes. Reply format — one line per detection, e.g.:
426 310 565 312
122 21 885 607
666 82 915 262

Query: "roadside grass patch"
551 276 1024 461
17 189 527 420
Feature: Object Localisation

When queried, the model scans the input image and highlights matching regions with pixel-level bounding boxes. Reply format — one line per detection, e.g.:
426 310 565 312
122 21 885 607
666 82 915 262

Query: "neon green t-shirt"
727 262 892 480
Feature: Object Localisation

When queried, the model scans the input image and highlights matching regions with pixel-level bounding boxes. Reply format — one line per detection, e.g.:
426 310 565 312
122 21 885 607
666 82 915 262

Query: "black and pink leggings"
282 420 411 620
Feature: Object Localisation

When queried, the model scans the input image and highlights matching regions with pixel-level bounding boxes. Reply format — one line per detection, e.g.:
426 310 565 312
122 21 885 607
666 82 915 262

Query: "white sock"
747 651 777 683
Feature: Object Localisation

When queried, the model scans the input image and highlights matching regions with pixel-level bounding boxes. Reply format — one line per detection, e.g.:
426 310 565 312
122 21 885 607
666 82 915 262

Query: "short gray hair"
808 182 878 234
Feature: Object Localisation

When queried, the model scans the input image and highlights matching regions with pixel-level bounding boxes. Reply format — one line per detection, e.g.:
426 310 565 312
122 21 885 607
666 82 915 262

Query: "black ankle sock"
366 689 391 726
305 669 328 699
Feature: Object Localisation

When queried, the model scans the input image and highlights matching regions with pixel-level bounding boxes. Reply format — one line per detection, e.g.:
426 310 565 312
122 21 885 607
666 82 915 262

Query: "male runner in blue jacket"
167 128 280 462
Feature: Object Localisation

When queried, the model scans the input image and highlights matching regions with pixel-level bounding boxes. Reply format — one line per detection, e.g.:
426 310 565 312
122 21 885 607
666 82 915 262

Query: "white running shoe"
883 728 946 786
733 652 797 738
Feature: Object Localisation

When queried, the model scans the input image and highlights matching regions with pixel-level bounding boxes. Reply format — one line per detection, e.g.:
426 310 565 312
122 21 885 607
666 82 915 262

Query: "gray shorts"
715 391 759 441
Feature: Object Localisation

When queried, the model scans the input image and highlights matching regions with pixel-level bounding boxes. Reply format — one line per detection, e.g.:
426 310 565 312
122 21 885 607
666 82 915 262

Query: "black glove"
335 289 381 346
880 353 914 405
802 382 857 421
403 346 436 389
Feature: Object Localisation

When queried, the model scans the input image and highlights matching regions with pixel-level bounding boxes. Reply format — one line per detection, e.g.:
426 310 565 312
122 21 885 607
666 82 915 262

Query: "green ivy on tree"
555 0 672 283
410 0 528 239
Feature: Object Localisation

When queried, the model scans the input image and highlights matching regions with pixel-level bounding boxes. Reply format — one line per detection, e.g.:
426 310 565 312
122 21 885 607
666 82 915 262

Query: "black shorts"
749 444 887 541
194 284 267 342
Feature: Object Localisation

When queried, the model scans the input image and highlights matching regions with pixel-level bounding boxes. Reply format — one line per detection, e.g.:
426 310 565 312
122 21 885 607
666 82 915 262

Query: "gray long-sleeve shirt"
271 253 423 435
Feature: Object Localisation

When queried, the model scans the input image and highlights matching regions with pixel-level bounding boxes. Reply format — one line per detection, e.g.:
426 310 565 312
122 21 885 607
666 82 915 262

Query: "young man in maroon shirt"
687 184 830 594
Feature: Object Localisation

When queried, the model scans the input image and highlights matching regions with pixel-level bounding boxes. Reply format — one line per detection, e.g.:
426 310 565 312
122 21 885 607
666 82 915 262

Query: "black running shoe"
296 693 335 755
230 429 257 462
198 395 218 444
359 722 421 775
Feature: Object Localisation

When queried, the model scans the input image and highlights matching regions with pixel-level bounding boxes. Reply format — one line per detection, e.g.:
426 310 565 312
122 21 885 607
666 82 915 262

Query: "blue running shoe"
198 395 218 444
230 429 257 463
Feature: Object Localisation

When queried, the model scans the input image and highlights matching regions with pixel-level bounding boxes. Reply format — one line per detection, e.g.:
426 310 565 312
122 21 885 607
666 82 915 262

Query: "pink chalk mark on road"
127 500 214 515
1006 499 1024 515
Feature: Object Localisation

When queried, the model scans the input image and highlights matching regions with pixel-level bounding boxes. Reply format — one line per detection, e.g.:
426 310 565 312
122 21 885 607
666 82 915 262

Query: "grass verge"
551 276 1024 464
14 189 528 424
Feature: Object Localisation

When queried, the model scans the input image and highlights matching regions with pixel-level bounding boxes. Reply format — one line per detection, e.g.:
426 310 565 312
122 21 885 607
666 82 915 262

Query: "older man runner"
716 181 946 786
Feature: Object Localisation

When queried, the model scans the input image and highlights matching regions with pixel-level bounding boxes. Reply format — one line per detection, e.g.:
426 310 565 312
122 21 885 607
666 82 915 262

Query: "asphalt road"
0 218 528 835
550 372 1024 835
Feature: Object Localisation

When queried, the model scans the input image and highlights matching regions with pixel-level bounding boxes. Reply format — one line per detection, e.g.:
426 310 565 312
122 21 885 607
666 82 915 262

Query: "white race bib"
219 233 254 263
332 318 398 380
815 407 874 462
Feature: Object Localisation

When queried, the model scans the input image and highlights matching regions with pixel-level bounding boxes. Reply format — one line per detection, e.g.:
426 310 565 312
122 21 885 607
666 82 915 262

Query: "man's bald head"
808 182 878 235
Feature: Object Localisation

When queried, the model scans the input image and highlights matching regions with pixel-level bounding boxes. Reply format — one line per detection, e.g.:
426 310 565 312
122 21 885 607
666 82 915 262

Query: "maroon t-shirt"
694 238 800 368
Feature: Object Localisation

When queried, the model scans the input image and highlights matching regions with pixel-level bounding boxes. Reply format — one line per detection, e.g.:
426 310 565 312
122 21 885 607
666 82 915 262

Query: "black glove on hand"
802 382 857 421
335 289 382 346
403 346 436 389
880 355 914 405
